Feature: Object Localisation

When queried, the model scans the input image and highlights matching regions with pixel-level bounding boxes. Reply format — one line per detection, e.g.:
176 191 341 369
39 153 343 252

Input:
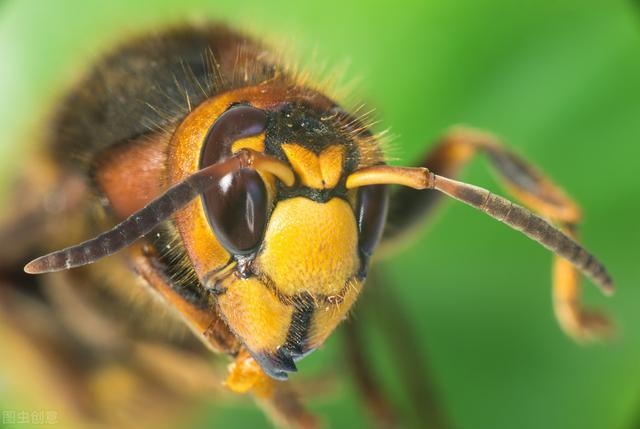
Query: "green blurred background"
1 0 639 428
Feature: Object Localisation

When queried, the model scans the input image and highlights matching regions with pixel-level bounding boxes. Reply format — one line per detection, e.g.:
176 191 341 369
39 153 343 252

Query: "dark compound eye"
205 171 267 255
200 105 269 255
355 184 389 259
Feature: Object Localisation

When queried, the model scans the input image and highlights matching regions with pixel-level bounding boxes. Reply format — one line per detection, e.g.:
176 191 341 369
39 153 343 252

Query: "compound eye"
200 105 269 255
205 171 267 255
355 185 389 258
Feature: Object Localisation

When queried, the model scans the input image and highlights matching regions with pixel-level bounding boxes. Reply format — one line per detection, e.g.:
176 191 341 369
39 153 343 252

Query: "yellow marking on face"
307 277 362 349
319 145 344 188
231 133 265 154
217 197 362 358
282 144 324 188
217 277 294 352
215 197 361 359
257 197 359 297
281 144 344 189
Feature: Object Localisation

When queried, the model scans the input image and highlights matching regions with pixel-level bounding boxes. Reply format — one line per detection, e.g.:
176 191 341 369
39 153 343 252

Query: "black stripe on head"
284 292 316 357
250 292 317 380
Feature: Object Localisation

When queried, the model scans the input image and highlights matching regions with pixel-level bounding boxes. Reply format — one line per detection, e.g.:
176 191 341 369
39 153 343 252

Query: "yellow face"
168 85 386 379
213 142 364 378
216 196 362 378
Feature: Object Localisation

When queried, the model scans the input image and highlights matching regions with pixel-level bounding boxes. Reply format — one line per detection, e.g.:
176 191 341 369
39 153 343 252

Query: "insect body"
3 22 613 428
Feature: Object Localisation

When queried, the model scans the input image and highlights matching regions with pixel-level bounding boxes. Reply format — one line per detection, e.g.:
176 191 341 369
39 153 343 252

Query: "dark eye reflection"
200 104 269 255
206 170 267 255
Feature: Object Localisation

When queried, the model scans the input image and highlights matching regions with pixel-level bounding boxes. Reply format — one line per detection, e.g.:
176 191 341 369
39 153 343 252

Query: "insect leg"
382 126 610 341
129 244 242 354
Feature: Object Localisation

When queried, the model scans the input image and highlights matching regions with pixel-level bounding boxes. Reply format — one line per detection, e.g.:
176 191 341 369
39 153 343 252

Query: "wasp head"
170 84 388 379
